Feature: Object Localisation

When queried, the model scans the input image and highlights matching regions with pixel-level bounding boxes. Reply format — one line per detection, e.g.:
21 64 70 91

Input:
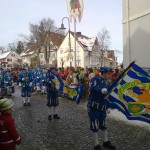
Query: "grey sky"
0 0 123 62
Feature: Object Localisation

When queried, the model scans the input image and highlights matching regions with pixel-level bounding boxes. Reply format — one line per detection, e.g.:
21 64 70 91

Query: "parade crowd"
0 65 124 150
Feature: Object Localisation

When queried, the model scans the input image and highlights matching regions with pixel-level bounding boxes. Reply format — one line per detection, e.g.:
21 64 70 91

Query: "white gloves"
22 78 25 81
29 82 33 87
101 88 108 94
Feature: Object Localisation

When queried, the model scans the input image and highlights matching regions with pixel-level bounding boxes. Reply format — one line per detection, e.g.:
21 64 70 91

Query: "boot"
94 145 102 150
53 114 60 119
24 103 27 106
28 102 31 106
103 141 116 150
48 115 52 120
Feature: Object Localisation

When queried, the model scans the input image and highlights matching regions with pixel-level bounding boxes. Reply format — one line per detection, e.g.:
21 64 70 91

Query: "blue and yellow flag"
105 62 150 124
50 72 83 104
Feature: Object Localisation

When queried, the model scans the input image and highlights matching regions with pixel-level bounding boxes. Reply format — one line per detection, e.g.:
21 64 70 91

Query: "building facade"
20 32 65 67
0 50 22 68
57 32 101 68
123 0 150 68
57 32 117 68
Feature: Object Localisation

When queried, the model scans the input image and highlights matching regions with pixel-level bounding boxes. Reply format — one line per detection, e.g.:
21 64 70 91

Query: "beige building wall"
123 0 150 68
57 33 84 68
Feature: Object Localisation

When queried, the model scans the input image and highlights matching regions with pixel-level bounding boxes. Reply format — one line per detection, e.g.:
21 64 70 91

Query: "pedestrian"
46 67 60 120
87 66 116 150
0 98 22 150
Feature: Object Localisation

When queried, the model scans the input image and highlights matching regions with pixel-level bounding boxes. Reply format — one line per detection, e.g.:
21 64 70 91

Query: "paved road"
11 85 150 150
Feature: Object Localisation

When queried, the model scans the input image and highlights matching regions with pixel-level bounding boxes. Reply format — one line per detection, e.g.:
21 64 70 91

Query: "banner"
50 72 83 104
105 62 150 124
66 0 84 22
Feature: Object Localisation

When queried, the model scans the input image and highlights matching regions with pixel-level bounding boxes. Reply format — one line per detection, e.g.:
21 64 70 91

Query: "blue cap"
100 66 114 72
48 66 58 71
6 68 11 72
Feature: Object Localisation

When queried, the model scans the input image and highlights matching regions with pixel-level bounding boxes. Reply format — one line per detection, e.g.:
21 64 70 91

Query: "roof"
20 32 65 57
70 31 96 51
20 49 36 57
0 51 11 59
106 50 115 59
49 32 65 49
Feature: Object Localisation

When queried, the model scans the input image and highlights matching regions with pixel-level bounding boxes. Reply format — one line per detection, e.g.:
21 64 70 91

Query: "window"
52 53 55 57
60 57 63 62
7 59 12 62
40 54 43 58
60 49 63 54
18 59 22 62
11 54 15 57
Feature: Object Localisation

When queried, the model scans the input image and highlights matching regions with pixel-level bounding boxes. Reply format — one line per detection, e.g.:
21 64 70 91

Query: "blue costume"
0 68 5 98
41 69 48 94
87 76 110 132
0 69 4 88
33 70 42 91
4 70 14 96
46 67 60 120
19 69 33 106
87 67 116 150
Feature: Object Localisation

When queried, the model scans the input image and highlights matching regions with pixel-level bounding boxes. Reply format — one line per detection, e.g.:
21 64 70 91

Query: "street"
11 85 150 150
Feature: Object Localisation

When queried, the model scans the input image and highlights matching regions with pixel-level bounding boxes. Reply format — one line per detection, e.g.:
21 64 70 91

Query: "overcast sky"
0 0 123 62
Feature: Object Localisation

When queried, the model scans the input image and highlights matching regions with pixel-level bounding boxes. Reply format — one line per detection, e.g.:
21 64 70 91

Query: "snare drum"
9 86 15 94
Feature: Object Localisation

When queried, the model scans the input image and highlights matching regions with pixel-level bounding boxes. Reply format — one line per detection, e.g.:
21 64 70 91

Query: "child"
0 98 22 150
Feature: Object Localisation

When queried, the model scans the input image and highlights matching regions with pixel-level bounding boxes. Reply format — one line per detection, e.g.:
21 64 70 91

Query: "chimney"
76 32 81 37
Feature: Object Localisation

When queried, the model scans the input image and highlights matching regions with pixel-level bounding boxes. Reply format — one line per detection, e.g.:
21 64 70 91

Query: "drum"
9 86 15 94
1 87 7 96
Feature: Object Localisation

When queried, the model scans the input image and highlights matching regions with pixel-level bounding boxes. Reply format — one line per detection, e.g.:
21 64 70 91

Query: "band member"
18 68 33 106
87 67 116 150
41 68 48 95
46 67 60 120
4 69 14 96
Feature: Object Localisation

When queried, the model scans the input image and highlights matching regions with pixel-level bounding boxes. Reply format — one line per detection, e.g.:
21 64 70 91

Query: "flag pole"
74 19 77 69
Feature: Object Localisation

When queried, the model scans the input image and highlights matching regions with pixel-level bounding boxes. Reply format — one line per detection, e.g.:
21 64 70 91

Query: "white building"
20 49 38 66
0 50 22 68
123 0 150 68
20 32 64 66
57 32 101 68
20 32 65 66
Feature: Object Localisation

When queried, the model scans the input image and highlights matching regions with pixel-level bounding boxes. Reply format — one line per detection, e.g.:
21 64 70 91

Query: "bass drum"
9 86 15 94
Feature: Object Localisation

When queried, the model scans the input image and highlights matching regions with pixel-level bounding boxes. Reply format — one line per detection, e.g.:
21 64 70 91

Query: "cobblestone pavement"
11 85 150 150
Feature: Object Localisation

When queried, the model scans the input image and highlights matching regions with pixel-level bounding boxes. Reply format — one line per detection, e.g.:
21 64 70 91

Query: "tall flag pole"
66 0 84 68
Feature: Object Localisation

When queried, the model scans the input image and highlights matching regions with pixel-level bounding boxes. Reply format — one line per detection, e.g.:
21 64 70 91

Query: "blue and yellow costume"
46 67 60 120
88 75 110 132
4 69 14 96
18 68 33 106
87 67 116 150
41 68 48 94
0 68 5 98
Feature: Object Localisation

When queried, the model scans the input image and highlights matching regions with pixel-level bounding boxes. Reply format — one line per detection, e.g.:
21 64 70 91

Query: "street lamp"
59 17 72 68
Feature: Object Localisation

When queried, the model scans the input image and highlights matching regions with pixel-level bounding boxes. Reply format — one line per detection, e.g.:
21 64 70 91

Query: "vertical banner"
66 0 84 22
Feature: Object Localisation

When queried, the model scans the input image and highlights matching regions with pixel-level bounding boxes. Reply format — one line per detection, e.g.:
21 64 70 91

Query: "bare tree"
7 43 17 51
97 28 111 66
22 18 64 66
0 46 5 50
